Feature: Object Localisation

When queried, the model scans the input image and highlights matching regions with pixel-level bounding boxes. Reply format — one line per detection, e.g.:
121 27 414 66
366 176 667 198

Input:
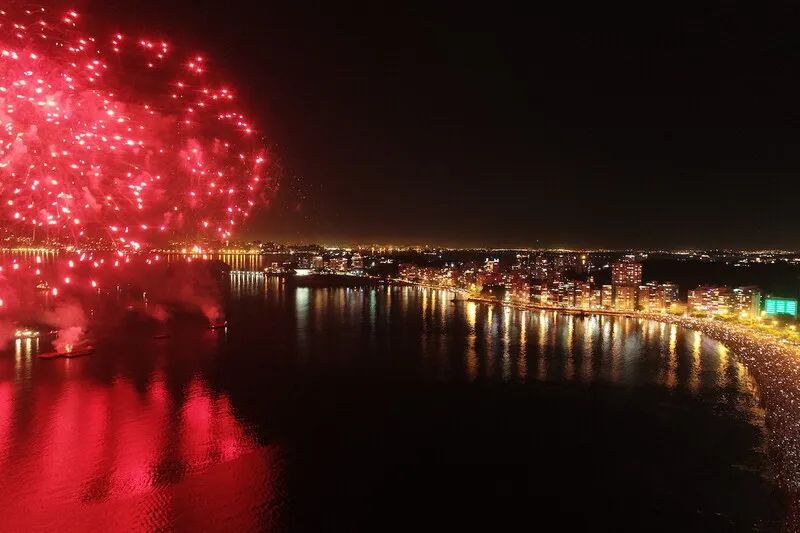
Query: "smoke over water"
147 304 170 323
44 303 88 353
201 304 223 324
54 326 85 353
0 321 16 350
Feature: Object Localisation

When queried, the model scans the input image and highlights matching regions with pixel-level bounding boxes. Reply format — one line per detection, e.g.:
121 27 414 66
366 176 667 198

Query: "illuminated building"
612 261 642 287
614 285 636 311
590 288 602 308
329 258 348 271
398 264 417 280
638 284 654 311
557 282 574 307
571 283 583 308
688 286 732 315
732 286 761 316
510 279 531 302
530 284 550 305
601 285 614 308
688 285 764 316
351 253 364 269
502 272 530 302
532 257 552 281
661 282 679 306
573 282 591 309
312 255 324 269
764 297 798 317
638 281 680 312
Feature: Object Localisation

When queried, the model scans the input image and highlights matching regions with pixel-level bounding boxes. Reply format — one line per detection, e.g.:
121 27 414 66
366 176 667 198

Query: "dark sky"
85 0 800 248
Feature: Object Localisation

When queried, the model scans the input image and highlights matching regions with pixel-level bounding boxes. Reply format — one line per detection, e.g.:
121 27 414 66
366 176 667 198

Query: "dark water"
0 275 784 531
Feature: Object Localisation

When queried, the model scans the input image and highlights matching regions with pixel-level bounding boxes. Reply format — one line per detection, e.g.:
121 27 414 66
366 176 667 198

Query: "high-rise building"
590 288 602 308
350 253 364 270
614 285 636 311
601 285 614 308
311 255 324 269
638 284 655 311
556 282 574 307
573 282 591 309
732 286 761 317
612 261 642 287
661 283 679 307
530 283 547 306
638 281 680 312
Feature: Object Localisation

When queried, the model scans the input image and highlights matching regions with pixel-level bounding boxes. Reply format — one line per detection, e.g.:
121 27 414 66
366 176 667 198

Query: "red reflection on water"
0 381 12 461
0 364 277 531
182 379 213 462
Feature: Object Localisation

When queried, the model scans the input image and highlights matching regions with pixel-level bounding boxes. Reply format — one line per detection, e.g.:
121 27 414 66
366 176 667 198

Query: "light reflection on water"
0 281 775 531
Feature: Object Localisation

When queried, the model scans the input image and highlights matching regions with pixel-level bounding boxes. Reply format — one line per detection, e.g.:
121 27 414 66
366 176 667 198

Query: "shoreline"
408 281 800 527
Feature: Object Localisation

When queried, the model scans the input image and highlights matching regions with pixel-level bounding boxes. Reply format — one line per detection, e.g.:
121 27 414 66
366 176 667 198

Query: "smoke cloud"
44 302 88 353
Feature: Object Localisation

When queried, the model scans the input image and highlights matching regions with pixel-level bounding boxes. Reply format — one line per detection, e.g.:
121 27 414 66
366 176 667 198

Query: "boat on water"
207 321 228 330
39 346 94 359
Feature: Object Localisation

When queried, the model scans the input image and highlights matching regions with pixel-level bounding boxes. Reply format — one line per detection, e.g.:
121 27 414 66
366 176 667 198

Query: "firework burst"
0 6 266 248
0 6 270 312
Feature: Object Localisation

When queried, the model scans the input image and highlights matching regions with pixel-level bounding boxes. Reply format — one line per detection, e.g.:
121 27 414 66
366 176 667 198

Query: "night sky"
85 1 800 248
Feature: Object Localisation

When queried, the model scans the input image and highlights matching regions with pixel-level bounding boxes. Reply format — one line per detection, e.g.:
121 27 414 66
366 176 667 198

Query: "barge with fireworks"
39 345 95 359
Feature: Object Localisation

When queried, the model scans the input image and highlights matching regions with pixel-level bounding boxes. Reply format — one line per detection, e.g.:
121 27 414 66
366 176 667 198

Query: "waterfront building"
732 286 762 317
614 285 636 311
562 284 576 307
329 257 348 271
688 286 732 315
661 282 679 307
688 285 763 316
601 285 614 308
638 281 680 312
504 273 531 303
590 288 602 308
573 281 592 309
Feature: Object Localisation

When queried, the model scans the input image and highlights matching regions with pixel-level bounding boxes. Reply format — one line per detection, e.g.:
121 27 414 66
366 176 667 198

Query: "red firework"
0 7 269 304
0 6 266 248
